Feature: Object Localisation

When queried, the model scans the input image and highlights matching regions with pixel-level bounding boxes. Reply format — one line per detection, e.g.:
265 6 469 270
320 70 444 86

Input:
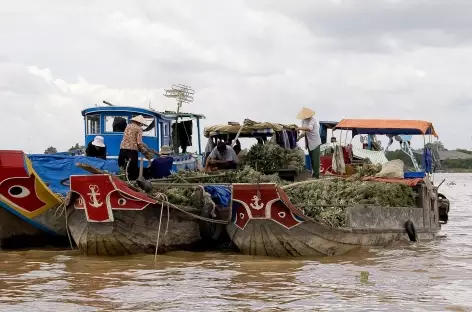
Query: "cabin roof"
81 106 205 120
204 121 298 138
320 121 339 129
159 110 206 119
334 119 438 137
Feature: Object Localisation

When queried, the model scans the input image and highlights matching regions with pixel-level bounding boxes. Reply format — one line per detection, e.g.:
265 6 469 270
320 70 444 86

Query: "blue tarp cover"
204 185 231 208
28 154 120 196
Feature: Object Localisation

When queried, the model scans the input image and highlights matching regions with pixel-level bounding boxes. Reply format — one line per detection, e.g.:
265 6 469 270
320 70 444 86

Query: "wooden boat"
66 174 227 256
226 179 446 257
0 150 67 248
0 98 208 249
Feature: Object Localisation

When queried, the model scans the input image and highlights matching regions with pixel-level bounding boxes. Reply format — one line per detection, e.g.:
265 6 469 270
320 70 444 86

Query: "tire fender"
199 206 224 243
405 220 417 242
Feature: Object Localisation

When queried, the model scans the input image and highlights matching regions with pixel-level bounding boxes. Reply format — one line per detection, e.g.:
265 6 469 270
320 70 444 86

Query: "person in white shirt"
205 141 238 171
296 107 321 178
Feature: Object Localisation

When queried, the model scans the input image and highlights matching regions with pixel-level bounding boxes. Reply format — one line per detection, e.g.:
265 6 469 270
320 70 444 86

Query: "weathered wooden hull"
66 173 227 256
227 182 442 257
227 219 438 257
0 151 67 248
67 206 202 256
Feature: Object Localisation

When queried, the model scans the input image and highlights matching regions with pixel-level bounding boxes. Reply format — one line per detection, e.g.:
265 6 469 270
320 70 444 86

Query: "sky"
1 0 471 153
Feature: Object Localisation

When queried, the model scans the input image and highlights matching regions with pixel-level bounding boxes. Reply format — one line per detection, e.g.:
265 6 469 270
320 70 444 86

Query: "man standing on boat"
118 115 152 180
297 107 321 179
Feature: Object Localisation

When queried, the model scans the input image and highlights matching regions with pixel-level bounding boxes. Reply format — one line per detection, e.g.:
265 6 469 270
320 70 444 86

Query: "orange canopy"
334 119 438 137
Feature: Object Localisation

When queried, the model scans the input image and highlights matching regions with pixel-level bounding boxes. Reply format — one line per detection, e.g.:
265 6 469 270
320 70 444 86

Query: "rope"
198 186 217 218
125 159 131 183
153 192 171 262
145 190 228 224
54 193 74 250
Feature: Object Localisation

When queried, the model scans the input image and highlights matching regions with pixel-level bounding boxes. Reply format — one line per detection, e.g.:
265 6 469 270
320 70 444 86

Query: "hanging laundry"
172 120 193 153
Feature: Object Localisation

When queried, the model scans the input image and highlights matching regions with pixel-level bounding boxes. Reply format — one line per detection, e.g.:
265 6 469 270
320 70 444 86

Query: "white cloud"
0 0 471 153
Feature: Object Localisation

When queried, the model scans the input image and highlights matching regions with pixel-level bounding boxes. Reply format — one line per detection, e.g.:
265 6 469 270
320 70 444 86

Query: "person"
296 107 321 178
118 115 151 180
326 137 337 155
233 139 242 155
148 145 174 179
85 136 107 160
205 141 238 171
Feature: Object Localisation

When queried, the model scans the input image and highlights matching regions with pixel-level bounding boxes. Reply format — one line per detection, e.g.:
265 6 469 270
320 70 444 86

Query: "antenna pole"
164 84 195 154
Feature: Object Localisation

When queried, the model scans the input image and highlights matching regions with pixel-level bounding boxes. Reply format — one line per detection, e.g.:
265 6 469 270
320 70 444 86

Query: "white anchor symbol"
250 195 264 210
87 185 103 208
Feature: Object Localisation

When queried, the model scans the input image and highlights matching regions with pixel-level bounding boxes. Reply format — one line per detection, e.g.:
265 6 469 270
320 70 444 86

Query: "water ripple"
0 173 471 311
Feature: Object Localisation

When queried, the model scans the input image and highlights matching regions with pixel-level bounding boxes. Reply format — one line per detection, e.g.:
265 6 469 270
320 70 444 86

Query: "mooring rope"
54 193 74 250
153 192 171 262
125 159 131 184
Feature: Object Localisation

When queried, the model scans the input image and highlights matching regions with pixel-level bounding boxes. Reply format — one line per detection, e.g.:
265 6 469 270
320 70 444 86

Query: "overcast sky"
1 0 471 153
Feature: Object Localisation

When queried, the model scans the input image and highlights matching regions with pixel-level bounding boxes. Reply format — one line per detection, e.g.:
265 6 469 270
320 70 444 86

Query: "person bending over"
205 141 238 171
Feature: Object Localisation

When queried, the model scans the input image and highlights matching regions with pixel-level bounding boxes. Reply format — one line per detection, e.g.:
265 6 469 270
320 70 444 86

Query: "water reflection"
0 173 470 311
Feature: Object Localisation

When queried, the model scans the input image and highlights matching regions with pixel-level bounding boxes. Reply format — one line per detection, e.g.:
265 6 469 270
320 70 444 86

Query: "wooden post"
139 156 144 178
421 185 431 229
197 117 202 155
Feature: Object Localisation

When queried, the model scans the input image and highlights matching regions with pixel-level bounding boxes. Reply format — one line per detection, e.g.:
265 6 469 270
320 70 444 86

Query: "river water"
0 173 470 311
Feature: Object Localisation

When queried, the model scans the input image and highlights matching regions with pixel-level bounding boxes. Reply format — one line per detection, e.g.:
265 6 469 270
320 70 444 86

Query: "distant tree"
44 146 57 154
426 141 447 151
68 143 84 151
442 158 472 169
456 148 472 155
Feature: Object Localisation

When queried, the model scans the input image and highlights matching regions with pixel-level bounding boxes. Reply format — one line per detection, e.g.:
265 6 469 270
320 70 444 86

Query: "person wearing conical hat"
118 115 152 180
297 107 321 178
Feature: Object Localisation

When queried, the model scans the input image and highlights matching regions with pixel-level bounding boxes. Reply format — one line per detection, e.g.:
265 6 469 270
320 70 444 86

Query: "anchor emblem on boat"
87 185 103 208
250 195 264 210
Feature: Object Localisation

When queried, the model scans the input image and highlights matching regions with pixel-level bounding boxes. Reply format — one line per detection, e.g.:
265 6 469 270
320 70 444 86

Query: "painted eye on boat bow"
8 185 31 198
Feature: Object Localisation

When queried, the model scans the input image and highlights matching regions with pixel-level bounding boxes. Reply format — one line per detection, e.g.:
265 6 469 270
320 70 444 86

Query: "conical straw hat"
131 115 148 126
296 107 315 120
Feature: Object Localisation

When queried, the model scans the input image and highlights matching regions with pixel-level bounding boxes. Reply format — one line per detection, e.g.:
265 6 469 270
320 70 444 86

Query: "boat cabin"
82 105 205 171
332 119 439 176
203 120 338 174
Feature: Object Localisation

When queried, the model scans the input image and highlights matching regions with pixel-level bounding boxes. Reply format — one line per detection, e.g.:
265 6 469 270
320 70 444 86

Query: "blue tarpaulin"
203 185 232 208
28 154 120 196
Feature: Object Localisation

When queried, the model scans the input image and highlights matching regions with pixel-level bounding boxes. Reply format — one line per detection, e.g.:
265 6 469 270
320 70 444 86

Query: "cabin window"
86 114 101 135
105 116 128 133
132 115 156 137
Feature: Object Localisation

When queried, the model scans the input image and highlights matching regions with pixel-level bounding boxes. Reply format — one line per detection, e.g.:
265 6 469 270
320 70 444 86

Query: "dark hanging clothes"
286 130 297 149
275 131 290 149
86 142 107 160
172 120 193 153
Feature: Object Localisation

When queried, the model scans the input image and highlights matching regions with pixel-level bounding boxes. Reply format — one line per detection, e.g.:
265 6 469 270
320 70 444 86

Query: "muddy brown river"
0 173 470 311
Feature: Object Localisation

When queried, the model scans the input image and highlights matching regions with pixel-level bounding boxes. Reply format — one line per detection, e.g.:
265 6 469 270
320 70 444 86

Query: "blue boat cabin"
82 106 204 171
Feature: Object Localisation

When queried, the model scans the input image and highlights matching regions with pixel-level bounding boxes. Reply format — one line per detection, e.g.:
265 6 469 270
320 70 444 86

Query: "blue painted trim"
82 106 163 118
0 201 59 236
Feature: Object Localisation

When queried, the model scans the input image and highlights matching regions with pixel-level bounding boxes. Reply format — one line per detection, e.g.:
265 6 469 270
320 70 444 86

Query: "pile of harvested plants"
120 163 417 229
245 143 305 173
284 178 417 227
